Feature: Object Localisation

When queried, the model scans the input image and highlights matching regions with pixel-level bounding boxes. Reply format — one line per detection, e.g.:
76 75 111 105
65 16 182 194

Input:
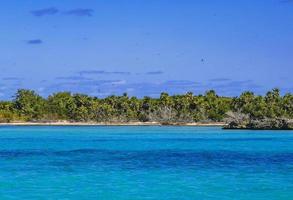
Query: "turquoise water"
0 126 292 200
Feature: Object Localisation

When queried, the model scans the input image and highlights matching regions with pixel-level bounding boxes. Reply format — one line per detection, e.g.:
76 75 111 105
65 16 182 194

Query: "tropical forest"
0 88 292 129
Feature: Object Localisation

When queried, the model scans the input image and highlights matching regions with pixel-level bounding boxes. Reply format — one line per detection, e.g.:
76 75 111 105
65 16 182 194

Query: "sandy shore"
0 121 226 126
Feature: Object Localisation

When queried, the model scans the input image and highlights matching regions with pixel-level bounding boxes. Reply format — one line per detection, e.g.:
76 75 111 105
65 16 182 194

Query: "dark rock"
224 117 293 130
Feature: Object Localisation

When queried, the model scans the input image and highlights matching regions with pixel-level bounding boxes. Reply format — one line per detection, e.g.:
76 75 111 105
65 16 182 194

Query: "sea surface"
0 126 292 200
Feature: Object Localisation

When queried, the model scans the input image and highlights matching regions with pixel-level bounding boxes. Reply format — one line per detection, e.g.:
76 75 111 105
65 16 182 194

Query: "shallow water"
0 126 292 200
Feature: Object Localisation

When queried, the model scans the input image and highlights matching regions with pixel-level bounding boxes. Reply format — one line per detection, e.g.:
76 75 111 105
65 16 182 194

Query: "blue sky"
0 0 292 99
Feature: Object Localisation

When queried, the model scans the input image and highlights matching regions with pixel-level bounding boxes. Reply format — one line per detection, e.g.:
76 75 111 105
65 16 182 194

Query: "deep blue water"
0 126 292 200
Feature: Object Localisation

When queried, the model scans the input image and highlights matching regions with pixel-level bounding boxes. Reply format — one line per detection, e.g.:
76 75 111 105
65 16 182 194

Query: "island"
0 88 292 130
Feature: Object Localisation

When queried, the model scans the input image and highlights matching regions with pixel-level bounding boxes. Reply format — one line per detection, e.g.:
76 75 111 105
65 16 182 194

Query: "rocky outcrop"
224 117 293 130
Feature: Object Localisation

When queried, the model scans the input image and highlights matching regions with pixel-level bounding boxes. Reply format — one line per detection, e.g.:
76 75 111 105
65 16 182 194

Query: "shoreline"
0 121 226 127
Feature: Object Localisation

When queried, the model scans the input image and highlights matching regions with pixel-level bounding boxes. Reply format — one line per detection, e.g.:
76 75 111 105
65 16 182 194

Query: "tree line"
0 89 292 124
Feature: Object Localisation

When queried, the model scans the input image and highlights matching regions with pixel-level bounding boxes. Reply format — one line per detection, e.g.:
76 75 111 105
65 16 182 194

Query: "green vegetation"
0 89 292 128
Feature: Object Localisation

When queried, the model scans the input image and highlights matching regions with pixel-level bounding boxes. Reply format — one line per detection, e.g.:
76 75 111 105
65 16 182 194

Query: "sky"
0 0 292 99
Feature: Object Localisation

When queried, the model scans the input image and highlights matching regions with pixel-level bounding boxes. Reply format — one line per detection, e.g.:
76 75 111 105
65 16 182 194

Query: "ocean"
0 126 292 200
